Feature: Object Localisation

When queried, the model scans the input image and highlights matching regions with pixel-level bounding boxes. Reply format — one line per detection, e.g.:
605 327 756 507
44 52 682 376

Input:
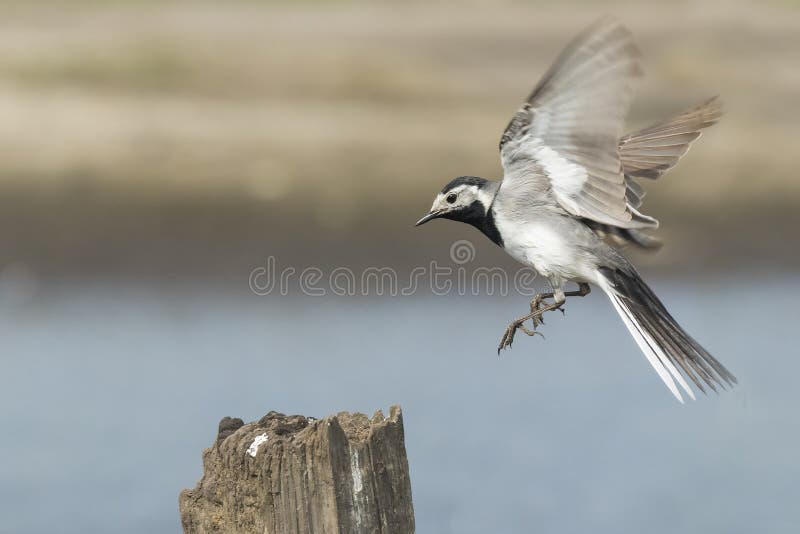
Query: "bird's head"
415 176 494 227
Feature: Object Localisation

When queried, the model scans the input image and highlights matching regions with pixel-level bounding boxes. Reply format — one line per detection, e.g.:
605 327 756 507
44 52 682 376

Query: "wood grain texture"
179 406 414 534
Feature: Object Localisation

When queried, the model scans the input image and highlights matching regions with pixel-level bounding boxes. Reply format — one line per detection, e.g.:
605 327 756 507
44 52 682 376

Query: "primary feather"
499 17 656 229
620 96 722 181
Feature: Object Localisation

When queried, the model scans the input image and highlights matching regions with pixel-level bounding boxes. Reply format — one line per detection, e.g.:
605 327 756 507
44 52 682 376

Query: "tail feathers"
598 266 736 402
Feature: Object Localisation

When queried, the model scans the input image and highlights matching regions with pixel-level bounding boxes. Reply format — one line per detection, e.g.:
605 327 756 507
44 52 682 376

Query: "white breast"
493 211 579 280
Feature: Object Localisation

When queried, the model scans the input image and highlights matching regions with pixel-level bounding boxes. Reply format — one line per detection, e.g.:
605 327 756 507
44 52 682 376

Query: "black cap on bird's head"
415 176 491 226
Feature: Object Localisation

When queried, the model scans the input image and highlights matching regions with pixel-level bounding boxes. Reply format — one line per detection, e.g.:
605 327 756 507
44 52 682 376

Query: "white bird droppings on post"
246 433 269 457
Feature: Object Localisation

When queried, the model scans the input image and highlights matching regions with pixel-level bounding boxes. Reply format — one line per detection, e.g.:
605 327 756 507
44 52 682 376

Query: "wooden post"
179 405 414 534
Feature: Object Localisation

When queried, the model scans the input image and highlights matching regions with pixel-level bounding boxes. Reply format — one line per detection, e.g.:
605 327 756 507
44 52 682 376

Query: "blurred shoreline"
0 0 797 283
1 182 799 285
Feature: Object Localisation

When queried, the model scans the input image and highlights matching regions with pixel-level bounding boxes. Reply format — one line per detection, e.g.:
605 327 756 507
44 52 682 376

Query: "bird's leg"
528 282 591 324
498 283 591 353
528 291 553 327
553 283 591 315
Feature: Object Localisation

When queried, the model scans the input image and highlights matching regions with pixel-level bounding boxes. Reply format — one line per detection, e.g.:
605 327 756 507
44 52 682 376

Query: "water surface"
0 277 796 533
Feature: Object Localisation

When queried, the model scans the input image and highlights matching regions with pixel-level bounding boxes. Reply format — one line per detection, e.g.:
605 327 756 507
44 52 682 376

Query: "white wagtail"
415 18 736 402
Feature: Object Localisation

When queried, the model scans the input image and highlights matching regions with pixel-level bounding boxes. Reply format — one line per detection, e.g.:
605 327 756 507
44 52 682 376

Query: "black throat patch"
442 200 503 247
481 206 503 247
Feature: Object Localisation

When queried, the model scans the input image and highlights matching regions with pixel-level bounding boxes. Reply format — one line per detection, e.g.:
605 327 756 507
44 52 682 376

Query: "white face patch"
431 185 484 214
475 187 495 210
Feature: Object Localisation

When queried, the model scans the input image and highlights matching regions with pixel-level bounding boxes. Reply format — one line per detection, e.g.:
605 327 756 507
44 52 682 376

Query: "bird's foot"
528 292 554 326
497 315 543 354
497 284 590 354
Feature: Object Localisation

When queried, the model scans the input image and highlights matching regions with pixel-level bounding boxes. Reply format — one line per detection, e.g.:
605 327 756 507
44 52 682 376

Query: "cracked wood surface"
179 406 414 534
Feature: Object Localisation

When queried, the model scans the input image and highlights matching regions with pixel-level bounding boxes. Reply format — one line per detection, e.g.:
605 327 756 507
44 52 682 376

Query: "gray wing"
499 17 656 229
591 97 723 251
621 96 722 209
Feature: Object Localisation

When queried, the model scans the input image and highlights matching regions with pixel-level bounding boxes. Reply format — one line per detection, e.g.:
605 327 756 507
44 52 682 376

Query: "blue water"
0 277 797 533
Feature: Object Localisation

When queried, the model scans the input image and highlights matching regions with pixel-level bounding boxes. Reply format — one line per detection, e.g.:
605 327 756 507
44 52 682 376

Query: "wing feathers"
621 97 722 180
500 18 651 229
498 20 720 235
625 177 645 208
601 97 722 247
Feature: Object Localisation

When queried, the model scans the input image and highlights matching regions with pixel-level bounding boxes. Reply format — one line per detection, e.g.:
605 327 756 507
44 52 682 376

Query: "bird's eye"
446 193 457 204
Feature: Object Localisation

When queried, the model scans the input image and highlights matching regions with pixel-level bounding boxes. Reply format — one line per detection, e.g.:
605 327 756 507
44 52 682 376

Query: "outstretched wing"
589 98 723 251
621 96 722 185
499 18 656 229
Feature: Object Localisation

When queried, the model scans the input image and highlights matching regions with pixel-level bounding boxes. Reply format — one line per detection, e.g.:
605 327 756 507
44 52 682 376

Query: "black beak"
415 211 443 226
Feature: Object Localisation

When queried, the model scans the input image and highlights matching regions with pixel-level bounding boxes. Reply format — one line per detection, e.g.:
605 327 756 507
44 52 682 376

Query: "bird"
415 17 736 402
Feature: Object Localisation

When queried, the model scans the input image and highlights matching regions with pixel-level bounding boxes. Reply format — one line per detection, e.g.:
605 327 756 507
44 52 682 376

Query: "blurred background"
0 1 798 533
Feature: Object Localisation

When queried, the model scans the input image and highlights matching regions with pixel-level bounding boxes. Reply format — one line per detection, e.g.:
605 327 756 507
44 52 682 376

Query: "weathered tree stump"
179 405 414 534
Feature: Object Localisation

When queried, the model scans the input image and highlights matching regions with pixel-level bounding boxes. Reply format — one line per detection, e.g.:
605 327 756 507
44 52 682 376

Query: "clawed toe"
497 326 516 354
497 318 544 354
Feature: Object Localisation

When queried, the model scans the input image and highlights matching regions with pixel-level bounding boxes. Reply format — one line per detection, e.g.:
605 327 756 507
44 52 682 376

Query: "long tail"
597 266 737 402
